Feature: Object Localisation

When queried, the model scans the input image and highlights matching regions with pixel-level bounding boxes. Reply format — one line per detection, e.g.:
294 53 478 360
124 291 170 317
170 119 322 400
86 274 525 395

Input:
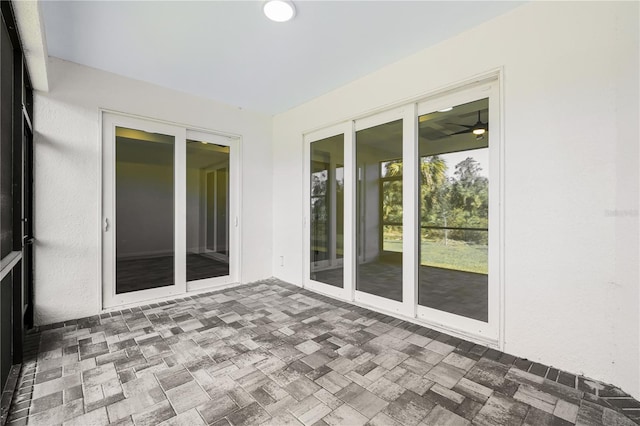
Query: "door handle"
104 218 110 232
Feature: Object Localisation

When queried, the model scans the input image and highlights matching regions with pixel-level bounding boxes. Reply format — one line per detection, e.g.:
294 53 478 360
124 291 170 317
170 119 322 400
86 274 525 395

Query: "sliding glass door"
353 107 417 314
415 86 499 338
103 116 185 307
102 114 239 308
304 123 353 300
417 98 489 322
185 130 238 292
304 80 500 342
356 119 403 302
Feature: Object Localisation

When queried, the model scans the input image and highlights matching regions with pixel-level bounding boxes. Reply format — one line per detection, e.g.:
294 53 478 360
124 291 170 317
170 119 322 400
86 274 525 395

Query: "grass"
384 238 488 274
314 226 488 274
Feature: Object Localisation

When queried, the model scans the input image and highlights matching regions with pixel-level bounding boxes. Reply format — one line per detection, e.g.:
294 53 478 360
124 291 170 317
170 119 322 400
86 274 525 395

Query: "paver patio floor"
5 279 639 426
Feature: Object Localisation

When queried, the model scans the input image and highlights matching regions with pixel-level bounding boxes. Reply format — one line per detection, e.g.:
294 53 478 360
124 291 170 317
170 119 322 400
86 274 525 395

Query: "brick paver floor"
5 279 639 425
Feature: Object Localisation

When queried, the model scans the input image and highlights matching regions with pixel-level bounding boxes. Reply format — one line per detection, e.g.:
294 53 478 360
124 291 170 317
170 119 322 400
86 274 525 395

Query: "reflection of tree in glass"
381 161 402 226
311 170 327 196
311 170 328 220
384 160 402 178
420 155 448 219
376 152 490 272
310 172 328 263
448 158 488 244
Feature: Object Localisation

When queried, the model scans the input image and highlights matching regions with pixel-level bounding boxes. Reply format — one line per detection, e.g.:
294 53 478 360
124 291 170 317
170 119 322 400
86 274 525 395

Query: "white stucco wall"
271 2 639 398
34 58 273 325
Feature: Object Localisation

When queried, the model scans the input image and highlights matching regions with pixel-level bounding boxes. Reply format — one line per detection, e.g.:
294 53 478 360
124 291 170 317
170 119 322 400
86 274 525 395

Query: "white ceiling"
40 1 524 115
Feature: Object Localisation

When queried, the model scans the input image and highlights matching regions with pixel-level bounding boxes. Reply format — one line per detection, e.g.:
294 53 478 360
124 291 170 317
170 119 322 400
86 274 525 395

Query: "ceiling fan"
447 110 488 137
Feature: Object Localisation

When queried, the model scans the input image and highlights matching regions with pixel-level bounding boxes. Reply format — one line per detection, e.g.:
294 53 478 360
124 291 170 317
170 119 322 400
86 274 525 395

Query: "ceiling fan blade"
446 123 475 129
450 129 473 136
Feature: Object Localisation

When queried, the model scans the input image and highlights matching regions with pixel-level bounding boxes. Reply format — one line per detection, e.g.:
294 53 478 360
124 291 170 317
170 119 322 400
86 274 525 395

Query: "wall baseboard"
116 250 173 260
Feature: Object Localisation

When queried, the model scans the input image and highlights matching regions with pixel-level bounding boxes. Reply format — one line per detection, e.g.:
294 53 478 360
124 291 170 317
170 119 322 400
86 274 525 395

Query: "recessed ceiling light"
473 128 486 135
438 107 453 112
263 0 296 22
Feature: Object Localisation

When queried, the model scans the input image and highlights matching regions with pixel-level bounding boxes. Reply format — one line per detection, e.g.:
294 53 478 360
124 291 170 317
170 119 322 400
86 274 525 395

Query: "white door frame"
414 81 501 343
302 77 502 346
352 105 418 316
186 129 240 292
303 122 354 301
101 113 241 308
102 113 187 308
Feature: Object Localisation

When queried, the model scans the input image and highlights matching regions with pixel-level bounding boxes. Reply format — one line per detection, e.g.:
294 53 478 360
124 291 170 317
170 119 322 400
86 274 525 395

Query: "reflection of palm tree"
421 156 448 218
382 181 402 221
421 156 447 189
383 157 447 184
386 161 402 177
381 157 448 223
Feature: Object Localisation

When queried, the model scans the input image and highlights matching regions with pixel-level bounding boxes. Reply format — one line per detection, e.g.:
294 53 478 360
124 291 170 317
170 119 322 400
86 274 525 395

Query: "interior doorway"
102 113 240 308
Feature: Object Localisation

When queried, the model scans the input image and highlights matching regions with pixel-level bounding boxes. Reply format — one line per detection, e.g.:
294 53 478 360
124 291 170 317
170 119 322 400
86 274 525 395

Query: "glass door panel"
356 119 403 301
417 98 489 322
309 134 344 287
104 114 240 308
115 127 175 294
186 140 230 282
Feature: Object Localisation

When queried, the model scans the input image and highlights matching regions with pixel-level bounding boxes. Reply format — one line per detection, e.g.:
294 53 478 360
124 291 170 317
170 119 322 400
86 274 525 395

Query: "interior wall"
272 1 640 398
34 57 273 325
186 167 200 253
362 160 380 261
116 155 214 258
116 161 174 258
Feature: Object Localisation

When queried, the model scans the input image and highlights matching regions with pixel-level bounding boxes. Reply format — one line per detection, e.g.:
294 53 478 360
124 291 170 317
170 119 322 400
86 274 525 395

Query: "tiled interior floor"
5 279 639 426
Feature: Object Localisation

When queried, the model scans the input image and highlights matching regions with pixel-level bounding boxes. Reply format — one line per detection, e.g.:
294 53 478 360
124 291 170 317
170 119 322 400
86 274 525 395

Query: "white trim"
0 252 22 281
354 290 405 315
116 250 173 260
416 305 496 344
344 121 356 301
305 280 348 300
185 128 241 291
236 136 244 286
415 80 501 342
101 280 245 313
403 104 418 317
187 276 236 292
101 111 242 309
97 110 104 314
353 105 408 310
299 71 503 347
176 124 187 304
102 113 187 308
303 69 501 136
354 107 405 133
100 108 242 140
497 67 506 352
303 122 352 300
12 1 50 92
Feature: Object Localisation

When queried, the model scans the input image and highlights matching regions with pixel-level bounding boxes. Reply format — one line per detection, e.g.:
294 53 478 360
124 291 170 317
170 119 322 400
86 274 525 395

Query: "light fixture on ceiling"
438 107 453 112
263 0 296 22
447 110 488 141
